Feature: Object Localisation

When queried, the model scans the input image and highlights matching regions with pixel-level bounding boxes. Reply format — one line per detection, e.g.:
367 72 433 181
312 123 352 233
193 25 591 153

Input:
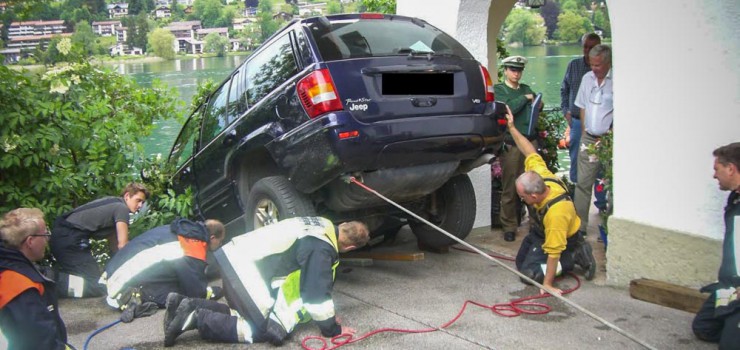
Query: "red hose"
301 248 581 350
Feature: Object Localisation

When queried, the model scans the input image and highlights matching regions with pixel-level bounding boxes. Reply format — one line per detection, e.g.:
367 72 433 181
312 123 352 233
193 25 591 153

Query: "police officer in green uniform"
495 56 543 242
163 217 370 347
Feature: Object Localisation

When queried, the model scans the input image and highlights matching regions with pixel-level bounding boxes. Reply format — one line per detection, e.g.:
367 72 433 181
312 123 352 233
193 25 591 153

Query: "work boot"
163 292 187 333
164 299 199 347
503 231 515 242
263 316 288 346
574 240 596 281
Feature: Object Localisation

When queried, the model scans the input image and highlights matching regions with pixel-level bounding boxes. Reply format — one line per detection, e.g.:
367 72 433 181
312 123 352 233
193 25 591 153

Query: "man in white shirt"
573 44 613 236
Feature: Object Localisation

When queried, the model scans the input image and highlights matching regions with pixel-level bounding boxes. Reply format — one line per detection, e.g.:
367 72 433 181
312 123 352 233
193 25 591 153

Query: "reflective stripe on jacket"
103 219 209 300
216 217 342 337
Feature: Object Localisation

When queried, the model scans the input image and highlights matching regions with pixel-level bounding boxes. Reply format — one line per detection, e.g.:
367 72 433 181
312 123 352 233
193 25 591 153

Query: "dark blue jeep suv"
168 13 506 248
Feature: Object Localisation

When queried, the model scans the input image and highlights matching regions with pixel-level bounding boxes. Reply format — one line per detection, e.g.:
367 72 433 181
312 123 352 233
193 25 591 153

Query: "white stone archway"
397 0 740 288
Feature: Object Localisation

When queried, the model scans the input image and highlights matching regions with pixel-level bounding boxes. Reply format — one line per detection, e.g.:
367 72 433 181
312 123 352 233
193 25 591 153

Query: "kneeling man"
503 105 596 295
163 217 369 347
102 218 225 309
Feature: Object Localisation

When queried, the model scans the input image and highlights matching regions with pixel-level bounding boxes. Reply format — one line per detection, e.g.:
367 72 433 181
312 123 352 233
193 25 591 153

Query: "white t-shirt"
574 69 613 135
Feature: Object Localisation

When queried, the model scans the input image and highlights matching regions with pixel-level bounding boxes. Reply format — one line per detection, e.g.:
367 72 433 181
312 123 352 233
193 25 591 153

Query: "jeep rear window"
305 17 473 61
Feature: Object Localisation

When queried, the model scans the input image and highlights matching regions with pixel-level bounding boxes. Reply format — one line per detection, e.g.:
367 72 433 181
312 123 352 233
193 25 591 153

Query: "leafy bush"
586 129 613 232
536 108 568 174
0 57 194 264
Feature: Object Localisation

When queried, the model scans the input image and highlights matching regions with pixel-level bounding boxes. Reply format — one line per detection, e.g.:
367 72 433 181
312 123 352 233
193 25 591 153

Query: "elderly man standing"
573 44 613 237
495 55 542 242
561 33 601 183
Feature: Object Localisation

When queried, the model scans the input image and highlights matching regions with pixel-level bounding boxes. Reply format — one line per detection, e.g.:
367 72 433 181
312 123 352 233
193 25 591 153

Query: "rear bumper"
268 106 504 194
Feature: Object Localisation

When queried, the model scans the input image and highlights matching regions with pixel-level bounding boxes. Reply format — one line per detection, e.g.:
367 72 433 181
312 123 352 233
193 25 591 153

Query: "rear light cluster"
297 68 343 119
479 65 495 102
360 13 385 19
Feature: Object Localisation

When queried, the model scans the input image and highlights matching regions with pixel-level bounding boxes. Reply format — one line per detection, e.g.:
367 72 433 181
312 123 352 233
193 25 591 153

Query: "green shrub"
0 60 193 265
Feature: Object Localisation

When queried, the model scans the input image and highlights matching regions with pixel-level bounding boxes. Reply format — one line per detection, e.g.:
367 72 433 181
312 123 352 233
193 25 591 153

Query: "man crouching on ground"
503 105 596 295
163 217 369 347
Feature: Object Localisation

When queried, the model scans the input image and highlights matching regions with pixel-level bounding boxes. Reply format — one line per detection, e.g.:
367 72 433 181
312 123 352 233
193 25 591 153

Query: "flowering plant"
585 130 613 233
536 109 568 174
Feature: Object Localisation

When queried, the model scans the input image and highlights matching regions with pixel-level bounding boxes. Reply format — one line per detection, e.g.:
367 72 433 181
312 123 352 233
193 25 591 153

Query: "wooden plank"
340 251 425 261
417 242 450 254
340 258 374 267
629 278 708 314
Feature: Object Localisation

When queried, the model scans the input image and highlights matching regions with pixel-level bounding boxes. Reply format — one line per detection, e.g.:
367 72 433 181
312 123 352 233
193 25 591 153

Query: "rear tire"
409 174 476 248
244 176 316 231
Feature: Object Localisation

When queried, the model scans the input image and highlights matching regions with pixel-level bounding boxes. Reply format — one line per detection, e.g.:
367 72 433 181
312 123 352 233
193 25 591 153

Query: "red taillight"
338 130 359 140
480 65 494 102
360 13 385 19
296 68 343 119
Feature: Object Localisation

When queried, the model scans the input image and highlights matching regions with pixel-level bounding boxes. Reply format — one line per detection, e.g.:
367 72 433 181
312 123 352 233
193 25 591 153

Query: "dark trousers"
49 220 105 297
692 293 740 349
515 230 577 283
140 282 180 307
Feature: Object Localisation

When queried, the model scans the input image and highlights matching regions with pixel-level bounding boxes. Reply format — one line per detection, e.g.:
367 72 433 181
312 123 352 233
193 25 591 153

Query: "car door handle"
411 97 437 107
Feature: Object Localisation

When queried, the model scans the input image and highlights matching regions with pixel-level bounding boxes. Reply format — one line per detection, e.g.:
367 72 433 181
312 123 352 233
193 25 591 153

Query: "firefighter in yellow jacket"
163 217 370 347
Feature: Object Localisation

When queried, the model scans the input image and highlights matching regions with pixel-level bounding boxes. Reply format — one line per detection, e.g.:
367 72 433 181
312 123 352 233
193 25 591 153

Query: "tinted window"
306 17 473 61
200 79 231 147
246 34 298 105
227 67 248 122
169 107 201 168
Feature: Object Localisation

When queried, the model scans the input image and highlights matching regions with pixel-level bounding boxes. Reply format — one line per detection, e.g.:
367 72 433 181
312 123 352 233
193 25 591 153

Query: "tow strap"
300 176 657 350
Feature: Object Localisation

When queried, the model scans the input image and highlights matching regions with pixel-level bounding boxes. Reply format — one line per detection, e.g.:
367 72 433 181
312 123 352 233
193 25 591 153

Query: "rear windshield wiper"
395 48 458 61
396 48 434 55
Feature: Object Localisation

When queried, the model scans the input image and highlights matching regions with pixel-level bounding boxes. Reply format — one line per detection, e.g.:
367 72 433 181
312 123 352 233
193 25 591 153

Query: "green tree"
539 0 560 39
41 36 65 65
203 32 229 57
217 6 236 28
95 35 117 55
148 28 176 59
257 1 281 42
326 0 342 14
61 7 91 29
71 21 97 56
127 0 149 16
560 0 583 14
125 12 150 51
593 7 611 38
361 0 396 14
503 8 546 46
0 61 183 225
171 0 186 20
194 0 224 28
555 10 593 43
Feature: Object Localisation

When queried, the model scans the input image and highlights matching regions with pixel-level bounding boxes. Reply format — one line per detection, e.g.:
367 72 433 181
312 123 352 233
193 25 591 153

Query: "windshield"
305 16 474 61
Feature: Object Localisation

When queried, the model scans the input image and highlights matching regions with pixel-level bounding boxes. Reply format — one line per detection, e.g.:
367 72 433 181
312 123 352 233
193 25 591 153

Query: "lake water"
108 55 248 157
125 45 583 157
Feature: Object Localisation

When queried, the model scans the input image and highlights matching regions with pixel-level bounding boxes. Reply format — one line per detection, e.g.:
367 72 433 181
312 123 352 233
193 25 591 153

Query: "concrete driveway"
55 227 711 350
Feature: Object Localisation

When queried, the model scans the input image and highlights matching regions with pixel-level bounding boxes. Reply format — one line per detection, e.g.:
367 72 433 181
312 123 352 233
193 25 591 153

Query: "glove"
207 286 223 300
700 282 720 294
120 302 158 323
